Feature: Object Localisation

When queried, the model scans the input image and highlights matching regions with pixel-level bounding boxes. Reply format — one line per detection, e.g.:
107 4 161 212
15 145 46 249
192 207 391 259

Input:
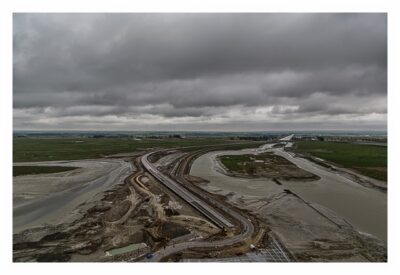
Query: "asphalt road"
142 152 233 228
140 151 255 262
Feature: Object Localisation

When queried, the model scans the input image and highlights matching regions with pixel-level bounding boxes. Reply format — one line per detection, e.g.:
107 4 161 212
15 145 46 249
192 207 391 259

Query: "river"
190 146 387 241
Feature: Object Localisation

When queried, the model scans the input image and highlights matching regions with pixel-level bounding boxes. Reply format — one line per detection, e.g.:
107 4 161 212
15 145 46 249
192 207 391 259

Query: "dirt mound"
159 222 190 239
103 186 130 202
104 200 131 222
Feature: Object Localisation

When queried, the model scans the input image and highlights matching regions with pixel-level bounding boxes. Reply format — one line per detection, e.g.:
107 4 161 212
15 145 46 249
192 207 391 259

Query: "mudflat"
190 147 387 261
13 159 132 233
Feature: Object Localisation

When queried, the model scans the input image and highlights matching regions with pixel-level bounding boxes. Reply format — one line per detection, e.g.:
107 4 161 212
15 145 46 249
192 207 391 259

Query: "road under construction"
12 134 386 262
141 152 234 229
13 138 296 262
137 148 271 262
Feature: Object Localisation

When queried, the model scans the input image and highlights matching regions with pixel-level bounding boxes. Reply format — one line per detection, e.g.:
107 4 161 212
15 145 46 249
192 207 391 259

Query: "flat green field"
219 152 318 179
13 137 264 162
220 153 293 174
13 166 78 177
295 141 387 181
219 155 248 173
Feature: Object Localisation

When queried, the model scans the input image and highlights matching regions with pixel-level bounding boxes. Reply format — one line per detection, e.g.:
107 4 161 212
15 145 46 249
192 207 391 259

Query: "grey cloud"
13 13 387 130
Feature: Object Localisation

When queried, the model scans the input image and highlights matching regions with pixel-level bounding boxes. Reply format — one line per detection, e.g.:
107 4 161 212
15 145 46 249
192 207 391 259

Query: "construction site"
13 136 387 262
13 146 287 262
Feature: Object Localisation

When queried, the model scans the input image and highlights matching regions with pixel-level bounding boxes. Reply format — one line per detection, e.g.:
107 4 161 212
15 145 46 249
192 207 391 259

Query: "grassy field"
219 152 317 179
13 166 78 177
13 137 264 162
219 155 248 173
295 141 387 181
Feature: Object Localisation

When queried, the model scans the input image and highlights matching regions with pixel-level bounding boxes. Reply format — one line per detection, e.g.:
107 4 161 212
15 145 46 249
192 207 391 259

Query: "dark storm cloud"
13 13 387 130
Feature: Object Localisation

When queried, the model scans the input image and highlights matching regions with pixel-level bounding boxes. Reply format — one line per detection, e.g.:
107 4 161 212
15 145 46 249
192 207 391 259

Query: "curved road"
142 152 233 228
140 151 255 262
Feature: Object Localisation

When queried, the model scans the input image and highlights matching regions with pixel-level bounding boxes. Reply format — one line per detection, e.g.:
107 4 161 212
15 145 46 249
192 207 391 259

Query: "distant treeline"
230 136 277 141
13 130 386 139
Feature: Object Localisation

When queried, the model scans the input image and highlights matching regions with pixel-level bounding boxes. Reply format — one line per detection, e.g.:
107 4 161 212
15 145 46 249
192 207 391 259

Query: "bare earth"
12 143 387 262
13 154 220 262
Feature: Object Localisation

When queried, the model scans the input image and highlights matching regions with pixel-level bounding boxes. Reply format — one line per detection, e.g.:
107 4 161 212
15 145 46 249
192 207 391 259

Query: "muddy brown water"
190 147 387 242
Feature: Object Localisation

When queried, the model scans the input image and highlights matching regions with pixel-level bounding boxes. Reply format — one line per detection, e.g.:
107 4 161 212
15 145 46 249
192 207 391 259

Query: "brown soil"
13 155 220 262
103 200 131 222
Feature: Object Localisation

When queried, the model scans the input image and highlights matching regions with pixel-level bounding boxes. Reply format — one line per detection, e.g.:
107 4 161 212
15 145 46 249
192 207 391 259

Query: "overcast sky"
13 13 387 131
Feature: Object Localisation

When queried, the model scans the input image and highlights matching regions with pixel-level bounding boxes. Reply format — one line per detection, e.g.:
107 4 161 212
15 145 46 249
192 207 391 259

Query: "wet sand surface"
13 159 132 233
274 148 387 241
190 147 387 242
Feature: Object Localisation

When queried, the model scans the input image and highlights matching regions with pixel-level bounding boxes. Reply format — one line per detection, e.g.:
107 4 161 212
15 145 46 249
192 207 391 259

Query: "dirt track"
141 150 261 261
13 154 223 262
